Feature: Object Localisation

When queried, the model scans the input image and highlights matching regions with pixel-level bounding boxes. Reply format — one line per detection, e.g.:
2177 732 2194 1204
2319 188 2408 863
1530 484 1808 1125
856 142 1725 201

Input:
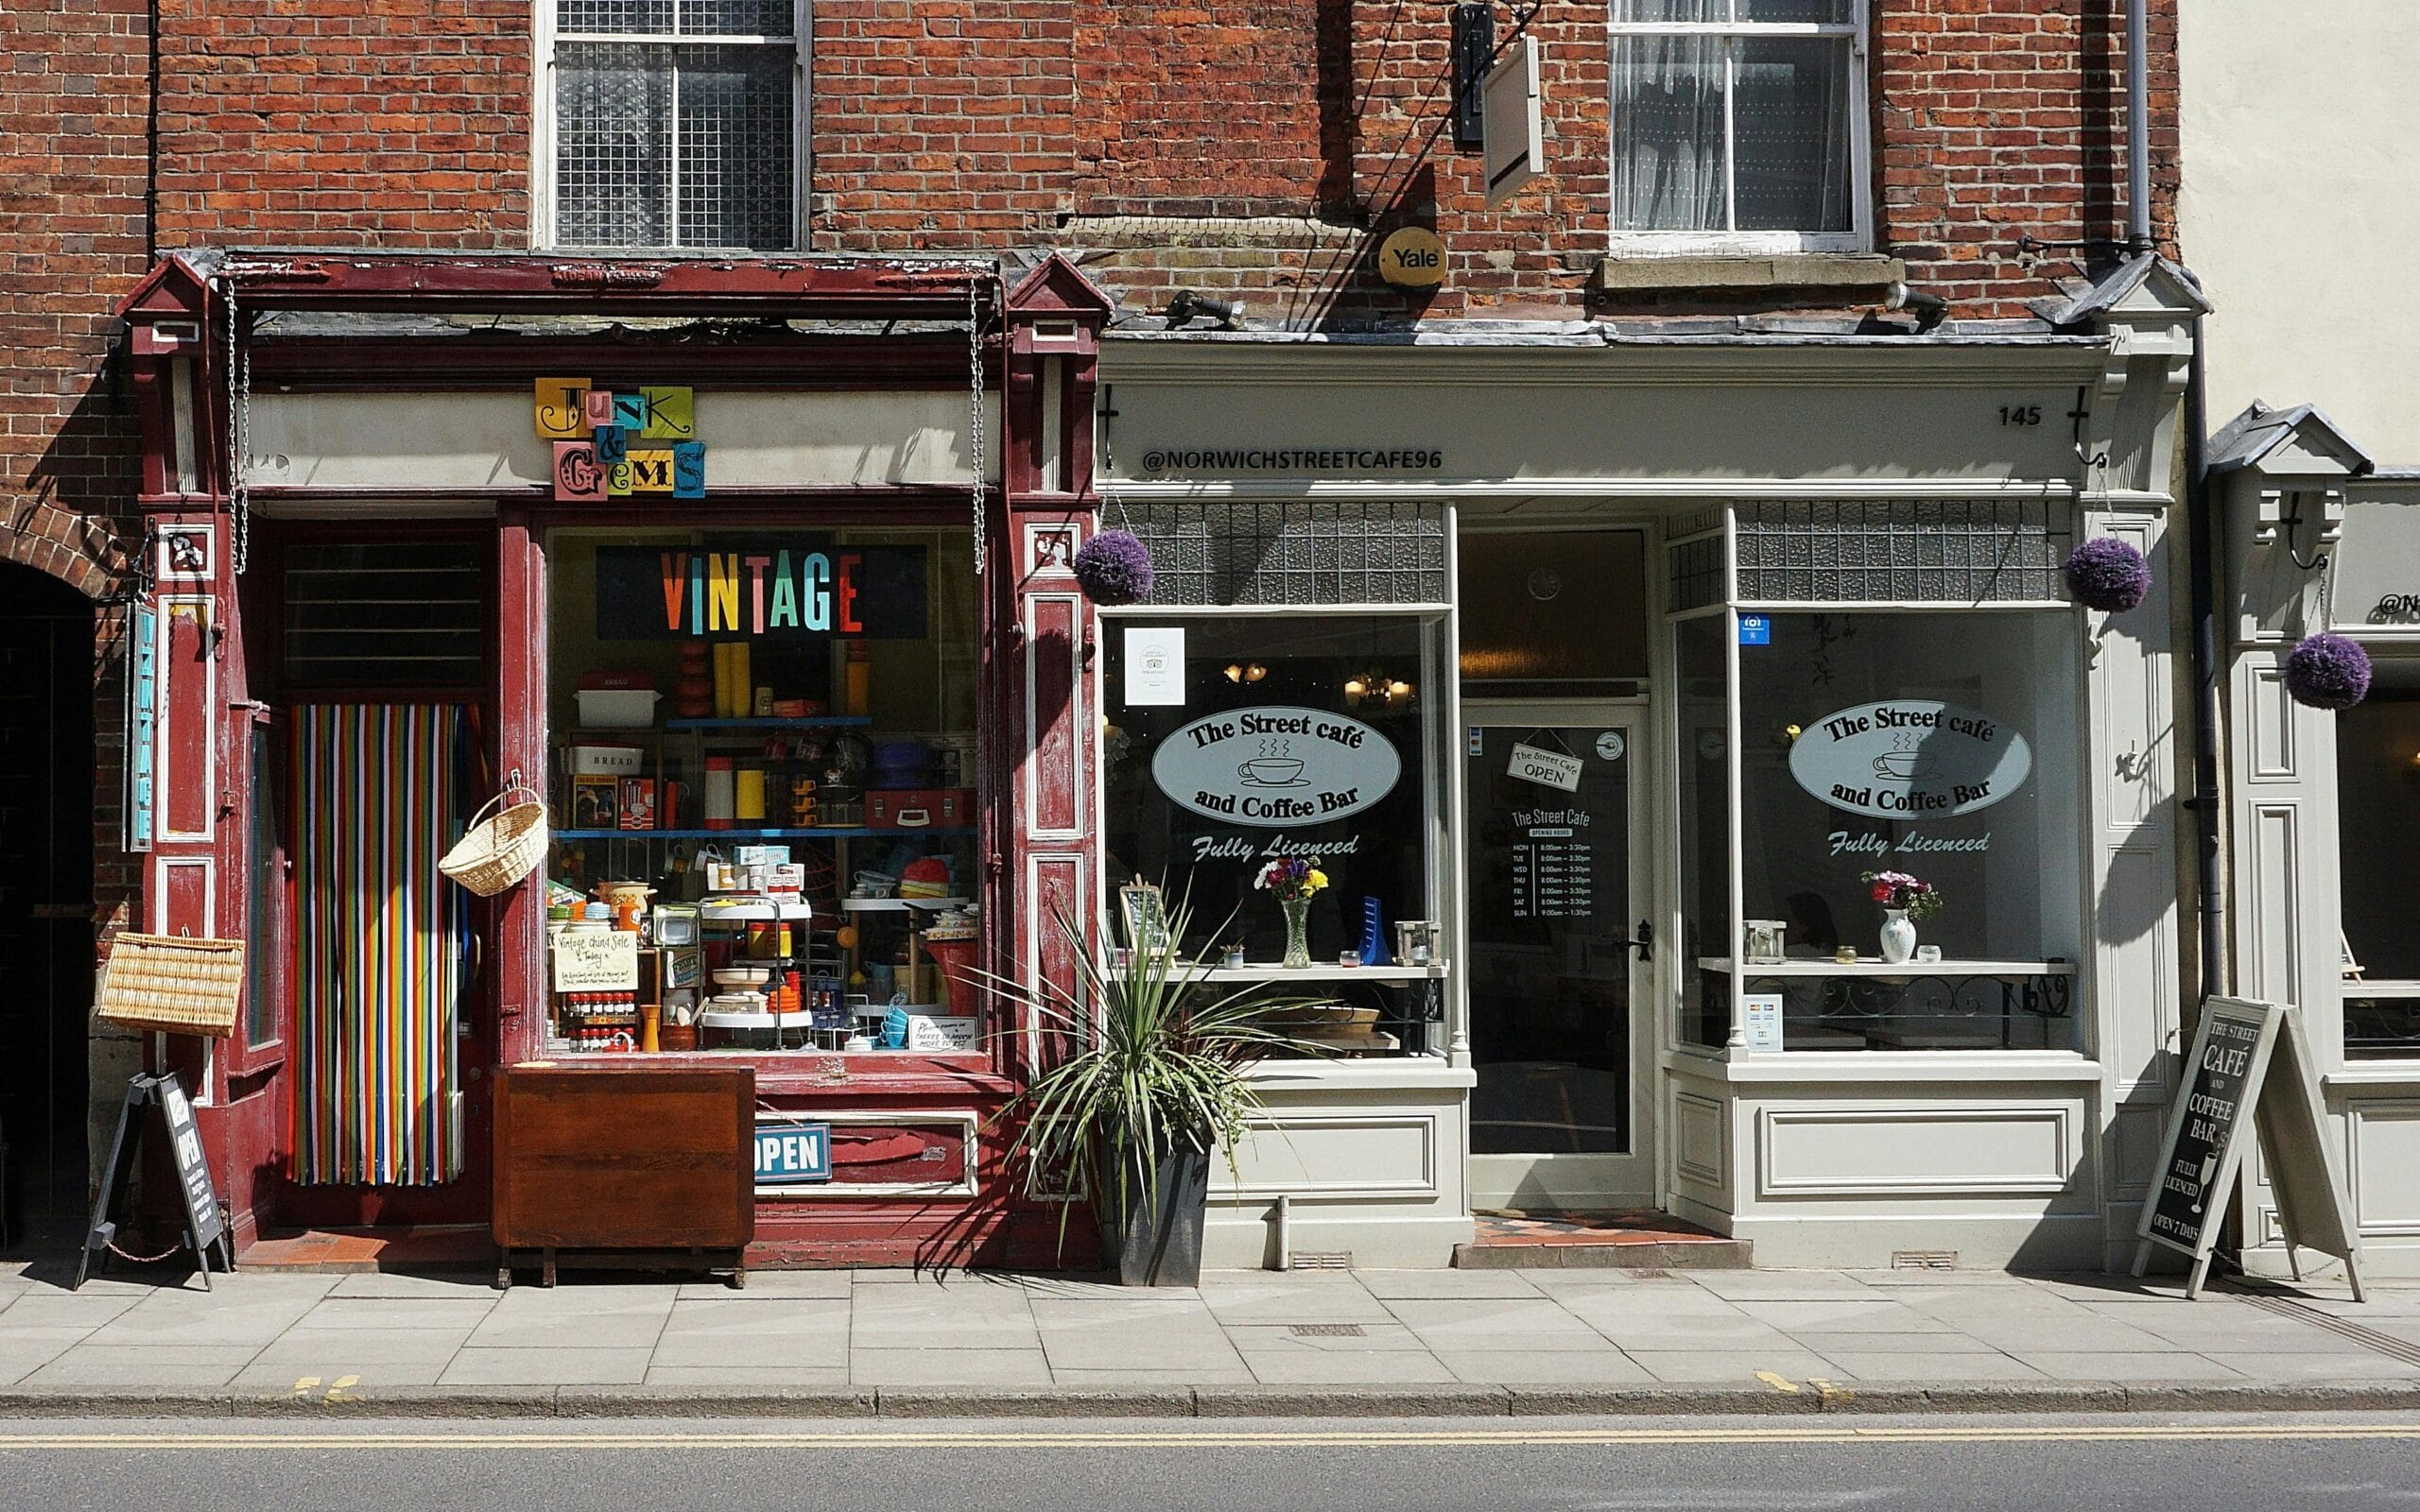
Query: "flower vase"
1879 908 1916 965
1280 897 1313 969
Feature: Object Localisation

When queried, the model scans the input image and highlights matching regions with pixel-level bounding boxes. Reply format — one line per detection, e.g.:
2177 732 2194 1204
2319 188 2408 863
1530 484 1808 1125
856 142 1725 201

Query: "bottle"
844 641 870 717
735 765 767 825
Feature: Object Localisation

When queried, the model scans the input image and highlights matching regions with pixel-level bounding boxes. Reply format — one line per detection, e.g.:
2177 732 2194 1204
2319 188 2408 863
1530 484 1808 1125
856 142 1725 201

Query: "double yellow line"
0 1422 2415 1452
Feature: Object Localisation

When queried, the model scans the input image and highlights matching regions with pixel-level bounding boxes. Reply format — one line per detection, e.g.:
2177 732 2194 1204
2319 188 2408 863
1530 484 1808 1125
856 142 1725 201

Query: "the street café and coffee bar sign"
1151 705 1402 827
1787 699 2032 819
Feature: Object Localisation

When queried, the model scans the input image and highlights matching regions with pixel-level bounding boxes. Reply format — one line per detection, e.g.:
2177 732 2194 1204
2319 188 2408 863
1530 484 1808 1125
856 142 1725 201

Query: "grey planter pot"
1098 1144 1211 1287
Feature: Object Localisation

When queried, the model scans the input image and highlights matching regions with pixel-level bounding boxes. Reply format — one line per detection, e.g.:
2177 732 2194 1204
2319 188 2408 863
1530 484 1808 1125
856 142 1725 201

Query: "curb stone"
0 1379 2414 1419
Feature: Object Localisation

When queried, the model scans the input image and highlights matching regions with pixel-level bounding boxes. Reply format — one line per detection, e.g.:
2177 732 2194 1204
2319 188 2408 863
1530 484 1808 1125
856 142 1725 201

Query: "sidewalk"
1 1259 2416 1415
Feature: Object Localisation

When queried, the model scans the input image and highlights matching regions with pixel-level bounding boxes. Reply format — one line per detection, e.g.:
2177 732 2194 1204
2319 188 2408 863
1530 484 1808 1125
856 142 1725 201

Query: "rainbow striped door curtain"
290 703 468 1186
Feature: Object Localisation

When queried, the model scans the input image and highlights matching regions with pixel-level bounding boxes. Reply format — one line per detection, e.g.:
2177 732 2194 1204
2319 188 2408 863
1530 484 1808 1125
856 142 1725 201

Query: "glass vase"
1281 897 1313 970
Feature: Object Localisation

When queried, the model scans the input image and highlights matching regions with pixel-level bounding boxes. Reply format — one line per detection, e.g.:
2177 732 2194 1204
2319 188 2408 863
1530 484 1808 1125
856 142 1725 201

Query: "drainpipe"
2186 314 2228 1004
2127 0 2153 254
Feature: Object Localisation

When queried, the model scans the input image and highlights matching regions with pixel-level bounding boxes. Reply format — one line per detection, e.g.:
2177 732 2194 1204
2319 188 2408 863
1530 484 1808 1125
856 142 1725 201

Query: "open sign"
753 1121 832 1185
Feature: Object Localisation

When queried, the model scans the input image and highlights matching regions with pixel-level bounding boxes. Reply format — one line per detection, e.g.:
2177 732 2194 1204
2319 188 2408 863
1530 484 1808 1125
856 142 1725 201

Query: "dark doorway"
0 568 95 1227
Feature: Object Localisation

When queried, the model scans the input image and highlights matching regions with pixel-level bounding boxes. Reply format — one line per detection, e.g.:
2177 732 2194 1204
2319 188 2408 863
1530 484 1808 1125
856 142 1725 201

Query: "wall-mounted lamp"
1223 662 1266 684
1345 671 1414 708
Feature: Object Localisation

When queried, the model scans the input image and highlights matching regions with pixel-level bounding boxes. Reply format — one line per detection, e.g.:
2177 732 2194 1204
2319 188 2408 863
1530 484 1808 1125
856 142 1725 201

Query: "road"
3 1413 2418 1511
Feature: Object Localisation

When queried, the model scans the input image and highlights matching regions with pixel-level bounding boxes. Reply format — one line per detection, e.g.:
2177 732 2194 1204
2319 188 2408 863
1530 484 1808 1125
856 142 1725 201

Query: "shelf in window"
554 828 976 840
839 897 969 913
1187 962 1449 984
662 717 873 730
1700 957 2076 978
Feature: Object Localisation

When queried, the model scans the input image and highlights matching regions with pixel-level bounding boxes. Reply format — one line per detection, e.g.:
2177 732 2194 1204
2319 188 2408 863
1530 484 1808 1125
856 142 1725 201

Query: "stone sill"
1593 252 1906 295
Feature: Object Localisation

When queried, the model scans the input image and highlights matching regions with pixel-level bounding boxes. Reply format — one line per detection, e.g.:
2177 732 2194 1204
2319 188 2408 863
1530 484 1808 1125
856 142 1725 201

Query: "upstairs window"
544 0 801 250
1609 0 1867 250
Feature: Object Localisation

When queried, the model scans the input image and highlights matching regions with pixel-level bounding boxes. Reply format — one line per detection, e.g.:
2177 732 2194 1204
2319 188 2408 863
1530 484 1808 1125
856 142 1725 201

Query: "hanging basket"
2064 537 2151 613
440 785 550 897
95 933 245 1038
2285 632 2374 711
1073 529 1155 606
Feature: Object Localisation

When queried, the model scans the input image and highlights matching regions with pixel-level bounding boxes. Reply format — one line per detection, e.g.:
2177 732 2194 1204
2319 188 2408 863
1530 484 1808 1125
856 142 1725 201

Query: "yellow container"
735 766 767 823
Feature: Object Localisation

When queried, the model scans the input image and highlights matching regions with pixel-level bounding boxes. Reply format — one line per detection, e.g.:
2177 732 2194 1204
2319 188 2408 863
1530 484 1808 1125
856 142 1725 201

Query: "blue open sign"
754 1121 832 1184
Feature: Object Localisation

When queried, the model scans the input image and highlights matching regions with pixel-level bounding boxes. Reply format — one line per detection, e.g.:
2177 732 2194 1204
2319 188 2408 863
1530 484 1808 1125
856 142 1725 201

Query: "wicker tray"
94 933 244 1038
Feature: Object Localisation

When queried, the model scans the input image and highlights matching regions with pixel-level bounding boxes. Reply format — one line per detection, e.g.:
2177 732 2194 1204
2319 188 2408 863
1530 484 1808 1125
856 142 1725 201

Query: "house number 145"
1999 404 2044 426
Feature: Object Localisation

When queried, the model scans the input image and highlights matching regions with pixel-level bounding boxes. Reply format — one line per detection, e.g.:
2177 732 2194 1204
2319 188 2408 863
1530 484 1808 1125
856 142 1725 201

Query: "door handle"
1622 919 1653 964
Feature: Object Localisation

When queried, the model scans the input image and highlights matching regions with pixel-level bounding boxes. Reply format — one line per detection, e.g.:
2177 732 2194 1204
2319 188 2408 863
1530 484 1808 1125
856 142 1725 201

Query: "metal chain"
222 273 251 576
968 277 985 576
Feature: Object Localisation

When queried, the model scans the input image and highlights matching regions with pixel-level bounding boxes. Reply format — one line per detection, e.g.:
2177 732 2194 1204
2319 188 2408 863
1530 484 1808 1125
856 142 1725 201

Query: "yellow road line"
0 1423 2415 1452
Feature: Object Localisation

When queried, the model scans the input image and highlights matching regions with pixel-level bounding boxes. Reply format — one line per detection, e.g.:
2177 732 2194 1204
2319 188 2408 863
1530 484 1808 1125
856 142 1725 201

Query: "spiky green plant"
986 893 1319 1248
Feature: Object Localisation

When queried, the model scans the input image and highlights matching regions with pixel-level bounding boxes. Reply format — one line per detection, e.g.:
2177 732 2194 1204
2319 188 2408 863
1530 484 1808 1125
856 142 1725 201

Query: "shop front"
2210 401 2420 1276
113 251 1115 1265
1098 258 2210 1270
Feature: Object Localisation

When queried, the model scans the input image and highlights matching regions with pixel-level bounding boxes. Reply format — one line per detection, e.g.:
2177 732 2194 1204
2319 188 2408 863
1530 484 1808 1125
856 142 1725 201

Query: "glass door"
1461 707 1651 1210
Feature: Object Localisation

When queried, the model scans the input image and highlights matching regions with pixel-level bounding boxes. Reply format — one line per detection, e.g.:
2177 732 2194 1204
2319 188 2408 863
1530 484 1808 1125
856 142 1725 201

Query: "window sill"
1664 1049 2101 1084
1592 252 1905 297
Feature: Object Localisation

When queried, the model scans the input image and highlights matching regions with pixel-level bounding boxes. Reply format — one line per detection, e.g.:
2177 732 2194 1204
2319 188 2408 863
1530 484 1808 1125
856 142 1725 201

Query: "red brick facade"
4 0 2181 954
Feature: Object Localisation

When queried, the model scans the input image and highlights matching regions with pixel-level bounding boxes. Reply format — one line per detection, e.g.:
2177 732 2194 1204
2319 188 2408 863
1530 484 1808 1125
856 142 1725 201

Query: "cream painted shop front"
1094 258 2212 1271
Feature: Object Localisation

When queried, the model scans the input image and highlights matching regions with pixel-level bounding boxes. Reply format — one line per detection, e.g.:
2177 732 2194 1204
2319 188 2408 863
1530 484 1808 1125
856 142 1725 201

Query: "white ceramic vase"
1879 909 1917 965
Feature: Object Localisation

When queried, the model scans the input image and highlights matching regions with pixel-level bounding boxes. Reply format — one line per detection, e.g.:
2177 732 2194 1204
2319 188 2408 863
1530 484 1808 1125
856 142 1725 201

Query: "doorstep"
1454 1210 1751 1270
239 1226 492 1274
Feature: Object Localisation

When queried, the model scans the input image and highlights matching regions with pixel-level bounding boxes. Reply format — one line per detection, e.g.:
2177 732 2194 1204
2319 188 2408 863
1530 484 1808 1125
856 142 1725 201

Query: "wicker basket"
95 933 245 1038
441 785 549 897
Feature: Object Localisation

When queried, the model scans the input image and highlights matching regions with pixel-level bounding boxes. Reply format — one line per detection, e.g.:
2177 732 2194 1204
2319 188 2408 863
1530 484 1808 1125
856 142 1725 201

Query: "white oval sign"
1787 699 2031 819
1150 704 1403 828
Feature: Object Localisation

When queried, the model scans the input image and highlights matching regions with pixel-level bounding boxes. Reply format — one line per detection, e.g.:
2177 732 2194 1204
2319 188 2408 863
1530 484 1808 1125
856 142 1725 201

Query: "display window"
1100 612 1448 1056
2335 665 2420 1058
542 526 982 1057
1726 610 2083 1051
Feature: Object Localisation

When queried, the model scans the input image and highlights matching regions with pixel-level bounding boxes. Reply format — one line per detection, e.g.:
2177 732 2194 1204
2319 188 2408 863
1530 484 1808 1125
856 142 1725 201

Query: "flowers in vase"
1861 869 1943 920
1253 856 1328 902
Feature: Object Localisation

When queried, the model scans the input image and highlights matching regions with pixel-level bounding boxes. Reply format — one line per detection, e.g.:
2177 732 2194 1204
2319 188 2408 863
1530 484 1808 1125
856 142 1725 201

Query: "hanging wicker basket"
95 933 245 1038
441 785 550 897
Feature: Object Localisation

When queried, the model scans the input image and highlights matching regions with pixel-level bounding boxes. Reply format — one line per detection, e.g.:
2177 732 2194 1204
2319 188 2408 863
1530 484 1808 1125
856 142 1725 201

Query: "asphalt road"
4 1414 2419 1511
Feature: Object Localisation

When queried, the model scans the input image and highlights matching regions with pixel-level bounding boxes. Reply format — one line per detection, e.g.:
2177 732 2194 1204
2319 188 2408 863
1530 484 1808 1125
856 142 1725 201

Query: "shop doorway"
1461 706 1652 1210
0 568 95 1228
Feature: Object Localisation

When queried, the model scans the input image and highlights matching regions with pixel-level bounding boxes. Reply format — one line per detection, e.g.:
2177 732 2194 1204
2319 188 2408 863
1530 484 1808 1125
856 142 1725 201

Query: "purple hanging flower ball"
1072 528 1154 606
2063 536 2151 613
2284 632 2373 711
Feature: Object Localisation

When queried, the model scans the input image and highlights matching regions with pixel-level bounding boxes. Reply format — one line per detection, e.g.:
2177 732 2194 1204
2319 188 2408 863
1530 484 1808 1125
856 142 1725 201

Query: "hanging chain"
222 273 251 576
968 276 986 576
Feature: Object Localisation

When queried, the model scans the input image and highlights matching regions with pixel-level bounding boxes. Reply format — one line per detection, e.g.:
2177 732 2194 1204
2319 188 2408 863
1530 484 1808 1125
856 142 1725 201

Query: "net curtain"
289 704 470 1186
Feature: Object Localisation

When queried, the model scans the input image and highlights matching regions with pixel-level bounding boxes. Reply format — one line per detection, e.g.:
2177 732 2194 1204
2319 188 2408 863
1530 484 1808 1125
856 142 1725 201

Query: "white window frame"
532 0 810 252
1605 0 1871 256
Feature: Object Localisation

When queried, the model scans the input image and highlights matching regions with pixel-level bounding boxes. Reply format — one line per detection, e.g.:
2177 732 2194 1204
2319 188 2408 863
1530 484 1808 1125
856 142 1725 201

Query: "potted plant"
990 895 1311 1286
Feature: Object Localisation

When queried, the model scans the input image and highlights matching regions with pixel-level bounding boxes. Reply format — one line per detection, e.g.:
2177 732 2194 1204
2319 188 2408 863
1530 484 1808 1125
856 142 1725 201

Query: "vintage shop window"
1673 612 1732 1048
1609 0 1866 249
2337 665 2420 1058
544 0 800 250
544 527 980 1057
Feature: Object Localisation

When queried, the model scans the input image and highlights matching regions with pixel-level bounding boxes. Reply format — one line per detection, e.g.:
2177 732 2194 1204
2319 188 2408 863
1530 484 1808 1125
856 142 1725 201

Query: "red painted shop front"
115 252 1110 1266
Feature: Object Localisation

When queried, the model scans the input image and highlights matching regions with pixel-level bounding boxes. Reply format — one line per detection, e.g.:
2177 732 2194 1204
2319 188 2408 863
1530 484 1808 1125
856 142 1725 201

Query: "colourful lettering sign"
640 386 695 440
553 440 605 502
535 377 591 439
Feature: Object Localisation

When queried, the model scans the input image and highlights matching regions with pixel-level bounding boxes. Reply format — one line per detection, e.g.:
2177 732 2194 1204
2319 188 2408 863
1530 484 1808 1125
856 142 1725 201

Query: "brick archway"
0 505 126 601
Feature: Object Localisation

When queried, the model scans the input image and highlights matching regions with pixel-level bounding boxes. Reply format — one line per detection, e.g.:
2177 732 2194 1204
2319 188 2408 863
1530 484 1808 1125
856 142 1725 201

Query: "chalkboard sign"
76 1071 234 1291
2135 998 2366 1299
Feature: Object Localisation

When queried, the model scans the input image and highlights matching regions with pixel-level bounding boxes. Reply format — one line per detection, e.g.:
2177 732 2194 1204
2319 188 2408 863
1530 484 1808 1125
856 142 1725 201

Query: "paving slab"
1621 1349 1845 1384
642 1366 854 1386
2193 1351 2420 1380
2009 1351 2246 1382
328 1273 499 1298
233 1359 449 1390
0 1329 104 1385
463 1292 676 1350
1046 1367 1255 1386
849 1348 1054 1385
650 1298 848 1369
1197 1278 1397 1325
1032 1310 1248 1373
1686 1270 1886 1301
1239 1349 1459 1385
1787 1329 2006 1355
26 1345 260 1387
1381 1297 1629 1352
1818 1351 2048 1382
238 1326 472 1366
438 1347 653 1385
297 1297 499 1332
1729 1297 1957 1333
847 1286 1039 1349
1222 1321 1431 1353
0 1293 148 1330
1356 1270 1541 1300
86 1290 329 1349
1434 1349 1656 1385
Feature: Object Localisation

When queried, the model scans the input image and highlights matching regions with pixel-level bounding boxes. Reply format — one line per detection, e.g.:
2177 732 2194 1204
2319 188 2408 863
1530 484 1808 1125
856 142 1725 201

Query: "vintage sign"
1377 226 1446 289
593 544 929 642
1506 741 1582 792
1150 705 1403 828
551 929 640 992
538 379 704 500
1787 699 2032 819
753 1119 833 1186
